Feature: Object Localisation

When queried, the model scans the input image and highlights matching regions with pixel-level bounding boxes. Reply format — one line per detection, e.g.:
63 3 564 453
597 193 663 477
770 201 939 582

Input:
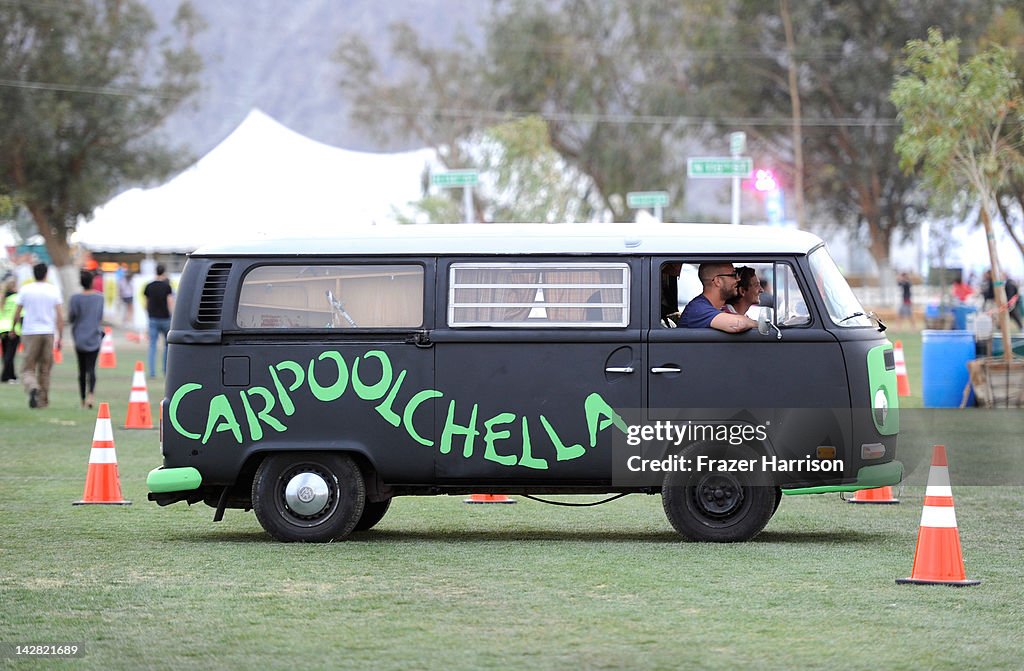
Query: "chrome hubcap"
284 472 330 516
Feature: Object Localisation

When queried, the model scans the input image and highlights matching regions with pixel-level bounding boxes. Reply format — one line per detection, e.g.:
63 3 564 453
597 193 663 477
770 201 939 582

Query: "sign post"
626 191 670 222
431 170 480 223
729 132 746 225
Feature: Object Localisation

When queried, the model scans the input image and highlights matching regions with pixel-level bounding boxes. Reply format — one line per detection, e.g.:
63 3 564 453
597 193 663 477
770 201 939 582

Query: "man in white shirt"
11 263 64 408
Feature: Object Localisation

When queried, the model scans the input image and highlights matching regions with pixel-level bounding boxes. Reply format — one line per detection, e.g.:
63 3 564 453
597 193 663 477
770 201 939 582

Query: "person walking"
144 264 174 378
118 269 135 323
898 272 917 329
1007 277 1022 330
69 270 105 408
0 275 21 383
11 263 63 408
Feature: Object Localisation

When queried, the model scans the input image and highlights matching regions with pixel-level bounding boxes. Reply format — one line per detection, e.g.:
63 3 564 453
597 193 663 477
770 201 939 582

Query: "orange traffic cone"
124 361 153 429
52 344 63 364
98 327 117 368
464 494 517 504
894 340 911 397
897 445 978 586
73 403 131 505
848 485 900 504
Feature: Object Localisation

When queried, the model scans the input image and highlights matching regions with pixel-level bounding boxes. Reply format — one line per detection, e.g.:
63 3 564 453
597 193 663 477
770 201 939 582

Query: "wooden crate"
968 357 1024 408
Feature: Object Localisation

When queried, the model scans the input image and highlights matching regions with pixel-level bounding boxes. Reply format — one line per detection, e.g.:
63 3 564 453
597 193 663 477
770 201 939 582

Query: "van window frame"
445 259 632 329
224 258 433 334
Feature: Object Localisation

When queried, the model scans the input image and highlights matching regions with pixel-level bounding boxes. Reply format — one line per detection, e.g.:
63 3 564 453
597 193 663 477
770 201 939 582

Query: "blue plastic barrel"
922 330 975 408
951 305 977 330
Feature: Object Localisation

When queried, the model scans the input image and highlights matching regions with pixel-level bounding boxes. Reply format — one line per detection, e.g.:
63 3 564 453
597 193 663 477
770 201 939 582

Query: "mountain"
144 0 487 156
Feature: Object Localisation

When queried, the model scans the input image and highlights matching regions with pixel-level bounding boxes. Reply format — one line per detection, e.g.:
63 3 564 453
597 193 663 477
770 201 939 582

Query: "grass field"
1 330 1022 670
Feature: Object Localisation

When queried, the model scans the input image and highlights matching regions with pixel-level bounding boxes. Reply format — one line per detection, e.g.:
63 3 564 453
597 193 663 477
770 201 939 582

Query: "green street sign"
626 191 670 208
687 157 753 178
431 169 479 188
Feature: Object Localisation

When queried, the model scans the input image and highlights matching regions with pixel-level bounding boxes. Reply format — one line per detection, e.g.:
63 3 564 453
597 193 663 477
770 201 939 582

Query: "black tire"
252 452 365 542
354 497 392 532
661 445 776 542
773 486 783 514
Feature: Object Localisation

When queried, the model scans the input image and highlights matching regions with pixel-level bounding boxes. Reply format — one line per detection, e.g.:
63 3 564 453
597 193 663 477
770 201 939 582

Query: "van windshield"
808 247 872 327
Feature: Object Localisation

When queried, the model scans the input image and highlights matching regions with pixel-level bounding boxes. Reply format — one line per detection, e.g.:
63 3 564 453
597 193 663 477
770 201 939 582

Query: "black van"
147 223 902 542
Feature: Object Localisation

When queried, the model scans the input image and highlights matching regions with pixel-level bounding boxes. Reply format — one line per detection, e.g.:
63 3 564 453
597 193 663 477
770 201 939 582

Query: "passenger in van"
660 262 682 327
679 263 757 333
759 278 774 307
724 266 763 317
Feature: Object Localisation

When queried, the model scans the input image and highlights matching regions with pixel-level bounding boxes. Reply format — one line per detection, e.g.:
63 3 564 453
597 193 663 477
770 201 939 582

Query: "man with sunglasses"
678 263 757 333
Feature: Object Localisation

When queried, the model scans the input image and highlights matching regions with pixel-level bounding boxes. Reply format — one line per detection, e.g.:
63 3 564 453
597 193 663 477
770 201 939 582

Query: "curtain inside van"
544 269 624 324
450 269 539 323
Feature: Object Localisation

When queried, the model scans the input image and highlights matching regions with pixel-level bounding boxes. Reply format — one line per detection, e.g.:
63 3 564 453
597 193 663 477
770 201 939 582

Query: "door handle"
651 366 681 374
605 366 635 374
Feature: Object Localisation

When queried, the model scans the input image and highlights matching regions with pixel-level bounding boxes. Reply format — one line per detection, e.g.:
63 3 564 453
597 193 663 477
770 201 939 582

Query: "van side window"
236 264 423 329
666 261 810 328
448 262 629 327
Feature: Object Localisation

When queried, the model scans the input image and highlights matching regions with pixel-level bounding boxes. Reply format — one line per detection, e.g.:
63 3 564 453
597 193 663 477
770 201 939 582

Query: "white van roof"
193 223 824 257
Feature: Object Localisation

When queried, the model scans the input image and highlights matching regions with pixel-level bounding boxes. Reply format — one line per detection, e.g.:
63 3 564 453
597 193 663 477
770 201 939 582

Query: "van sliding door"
430 258 643 485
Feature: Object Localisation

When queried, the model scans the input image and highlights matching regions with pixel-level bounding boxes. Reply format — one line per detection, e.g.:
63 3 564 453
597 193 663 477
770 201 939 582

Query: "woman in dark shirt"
69 270 105 408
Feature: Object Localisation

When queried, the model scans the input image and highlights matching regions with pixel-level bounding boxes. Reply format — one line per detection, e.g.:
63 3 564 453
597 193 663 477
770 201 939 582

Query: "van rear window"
448 262 629 327
236 264 423 329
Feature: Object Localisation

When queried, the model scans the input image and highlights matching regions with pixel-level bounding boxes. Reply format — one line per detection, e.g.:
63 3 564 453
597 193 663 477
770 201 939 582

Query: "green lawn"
1 330 1021 670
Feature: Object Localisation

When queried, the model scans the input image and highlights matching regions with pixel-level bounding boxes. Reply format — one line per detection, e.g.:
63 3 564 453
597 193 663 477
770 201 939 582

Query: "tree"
687 1 997 289
0 0 203 295
335 0 695 222
394 115 600 224
983 7 1024 264
891 28 1024 360
335 0 999 274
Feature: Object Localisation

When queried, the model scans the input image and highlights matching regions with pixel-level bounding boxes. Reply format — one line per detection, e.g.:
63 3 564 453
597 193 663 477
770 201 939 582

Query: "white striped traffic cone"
124 361 153 429
848 485 900 504
98 327 117 369
894 340 910 397
464 494 516 504
73 403 131 505
896 445 978 586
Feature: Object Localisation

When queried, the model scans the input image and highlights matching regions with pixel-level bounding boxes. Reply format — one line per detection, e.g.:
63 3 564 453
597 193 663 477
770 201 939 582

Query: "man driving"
679 262 757 333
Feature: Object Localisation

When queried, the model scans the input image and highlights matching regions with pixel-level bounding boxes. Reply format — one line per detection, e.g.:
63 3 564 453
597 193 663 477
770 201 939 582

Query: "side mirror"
758 307 782 340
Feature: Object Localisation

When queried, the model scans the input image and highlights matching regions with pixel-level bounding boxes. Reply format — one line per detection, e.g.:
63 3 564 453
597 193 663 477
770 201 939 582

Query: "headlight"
873 388 888 426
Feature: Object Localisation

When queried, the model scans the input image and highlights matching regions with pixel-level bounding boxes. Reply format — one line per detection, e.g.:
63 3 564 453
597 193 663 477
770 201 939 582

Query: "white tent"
74 109 437 253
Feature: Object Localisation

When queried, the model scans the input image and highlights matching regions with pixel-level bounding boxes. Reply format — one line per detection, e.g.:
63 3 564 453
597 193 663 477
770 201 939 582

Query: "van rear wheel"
661 449 775 542
252 452 365 542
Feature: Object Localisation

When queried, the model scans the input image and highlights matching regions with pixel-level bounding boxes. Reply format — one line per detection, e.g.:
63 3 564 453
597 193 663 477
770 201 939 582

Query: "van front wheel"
355 497 392 531
252 452 365 542
662 460 775 542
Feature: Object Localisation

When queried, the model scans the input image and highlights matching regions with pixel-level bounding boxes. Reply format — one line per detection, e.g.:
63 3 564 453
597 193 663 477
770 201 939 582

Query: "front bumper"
781 460 903 496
